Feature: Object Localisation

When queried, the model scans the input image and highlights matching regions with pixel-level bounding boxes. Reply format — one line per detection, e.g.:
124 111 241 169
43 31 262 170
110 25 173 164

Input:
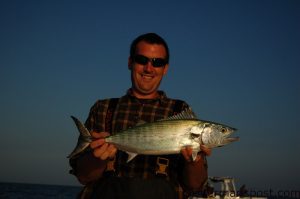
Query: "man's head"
128 33 169 99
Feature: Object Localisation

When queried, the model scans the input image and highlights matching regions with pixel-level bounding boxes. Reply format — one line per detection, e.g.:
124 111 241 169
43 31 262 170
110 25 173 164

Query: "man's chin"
132 87 159 98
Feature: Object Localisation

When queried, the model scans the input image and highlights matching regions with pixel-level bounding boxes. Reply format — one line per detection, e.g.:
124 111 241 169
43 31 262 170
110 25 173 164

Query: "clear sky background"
0 0 299 192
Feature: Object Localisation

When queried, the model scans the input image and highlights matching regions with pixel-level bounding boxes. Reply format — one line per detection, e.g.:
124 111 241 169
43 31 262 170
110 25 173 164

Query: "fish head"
192 121 238 148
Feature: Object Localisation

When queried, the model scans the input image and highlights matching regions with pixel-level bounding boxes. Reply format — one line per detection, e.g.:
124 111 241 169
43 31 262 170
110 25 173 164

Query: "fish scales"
105 119 201 155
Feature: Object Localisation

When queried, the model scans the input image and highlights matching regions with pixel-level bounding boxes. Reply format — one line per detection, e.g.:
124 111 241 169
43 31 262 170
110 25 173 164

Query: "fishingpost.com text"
218 189 300 198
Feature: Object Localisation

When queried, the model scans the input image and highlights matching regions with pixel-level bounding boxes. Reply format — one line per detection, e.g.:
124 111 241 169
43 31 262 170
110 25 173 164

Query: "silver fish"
68 109 238 162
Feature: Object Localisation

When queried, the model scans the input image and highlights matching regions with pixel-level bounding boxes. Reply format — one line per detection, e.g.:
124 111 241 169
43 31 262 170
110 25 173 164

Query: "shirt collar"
125 88 168 104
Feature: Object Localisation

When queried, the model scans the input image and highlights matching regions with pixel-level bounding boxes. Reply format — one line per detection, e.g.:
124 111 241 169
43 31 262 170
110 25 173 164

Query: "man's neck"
130 89 159 100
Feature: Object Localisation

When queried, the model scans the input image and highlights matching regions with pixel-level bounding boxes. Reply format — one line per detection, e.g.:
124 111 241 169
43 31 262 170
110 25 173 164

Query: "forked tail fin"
67 116 92 158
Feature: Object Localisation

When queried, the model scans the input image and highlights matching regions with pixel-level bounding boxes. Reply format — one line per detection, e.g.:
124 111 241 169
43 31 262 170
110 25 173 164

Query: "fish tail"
67 116 91 158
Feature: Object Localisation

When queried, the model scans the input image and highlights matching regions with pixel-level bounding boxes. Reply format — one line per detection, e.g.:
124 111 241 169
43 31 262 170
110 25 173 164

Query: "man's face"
128 41 169 99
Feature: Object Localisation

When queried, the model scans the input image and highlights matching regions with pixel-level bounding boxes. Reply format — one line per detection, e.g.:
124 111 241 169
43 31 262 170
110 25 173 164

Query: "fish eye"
221 127 227 133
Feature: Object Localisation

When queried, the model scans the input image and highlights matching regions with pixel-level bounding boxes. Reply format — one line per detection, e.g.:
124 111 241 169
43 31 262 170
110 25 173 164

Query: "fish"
68 108 238 162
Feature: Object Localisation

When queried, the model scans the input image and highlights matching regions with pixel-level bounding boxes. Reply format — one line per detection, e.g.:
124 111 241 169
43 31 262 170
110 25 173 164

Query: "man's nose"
143 61 154 72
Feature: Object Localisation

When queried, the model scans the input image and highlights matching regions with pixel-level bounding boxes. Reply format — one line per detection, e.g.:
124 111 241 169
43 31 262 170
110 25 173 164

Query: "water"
0 182 82 199
0 182 298 199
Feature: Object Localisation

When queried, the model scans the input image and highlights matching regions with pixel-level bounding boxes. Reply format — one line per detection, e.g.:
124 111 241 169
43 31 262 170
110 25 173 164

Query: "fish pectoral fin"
192 149 200 161
126 151 138 163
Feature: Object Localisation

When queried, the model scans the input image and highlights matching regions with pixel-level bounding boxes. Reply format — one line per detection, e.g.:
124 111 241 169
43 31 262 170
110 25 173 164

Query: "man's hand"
75 132 117 184
90 132 117 161
181 145 211 190
181 145 212 162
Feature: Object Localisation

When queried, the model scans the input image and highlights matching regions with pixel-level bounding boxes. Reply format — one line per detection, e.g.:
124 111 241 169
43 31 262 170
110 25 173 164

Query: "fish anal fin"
126 151 138 162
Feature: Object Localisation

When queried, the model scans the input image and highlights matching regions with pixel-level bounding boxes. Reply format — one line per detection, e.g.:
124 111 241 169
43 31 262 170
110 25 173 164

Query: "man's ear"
128 57 133 70
163 64 169 75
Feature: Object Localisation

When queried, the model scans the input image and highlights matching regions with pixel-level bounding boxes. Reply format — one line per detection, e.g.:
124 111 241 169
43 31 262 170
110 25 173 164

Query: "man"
69 33 210 199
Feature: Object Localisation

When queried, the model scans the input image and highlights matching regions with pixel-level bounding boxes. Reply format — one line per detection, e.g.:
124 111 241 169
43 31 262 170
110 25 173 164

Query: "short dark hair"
130 33 169 63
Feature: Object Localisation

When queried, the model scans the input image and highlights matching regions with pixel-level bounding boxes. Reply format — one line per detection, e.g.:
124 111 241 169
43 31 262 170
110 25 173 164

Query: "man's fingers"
93 143 108 159
89 131 117 161
91 131 110 139
181 146 193 162
181 148 188 160
200 145 212 156
108 145 118 159
100 144 117 160
90 139 104 149
90 132 110 149
181 146 211 162
93 143 117 160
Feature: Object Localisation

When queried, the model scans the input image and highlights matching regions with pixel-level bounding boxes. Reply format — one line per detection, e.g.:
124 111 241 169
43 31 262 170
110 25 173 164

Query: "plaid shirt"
73 90 196 198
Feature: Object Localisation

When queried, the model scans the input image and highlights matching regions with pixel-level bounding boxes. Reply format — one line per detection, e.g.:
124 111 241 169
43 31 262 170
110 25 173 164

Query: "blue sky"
0 0 299 191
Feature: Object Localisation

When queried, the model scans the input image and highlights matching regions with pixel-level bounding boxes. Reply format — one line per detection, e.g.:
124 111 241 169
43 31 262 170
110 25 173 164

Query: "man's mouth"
141 74 154 80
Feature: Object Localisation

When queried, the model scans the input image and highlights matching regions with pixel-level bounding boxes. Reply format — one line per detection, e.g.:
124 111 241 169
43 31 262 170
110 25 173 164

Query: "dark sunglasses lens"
134 55 148 65
152 58 166 67
134 55 167 67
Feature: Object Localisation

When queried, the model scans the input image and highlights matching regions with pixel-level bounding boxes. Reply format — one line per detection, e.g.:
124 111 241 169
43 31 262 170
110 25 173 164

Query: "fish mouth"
224 128 239 143
226 137 239 142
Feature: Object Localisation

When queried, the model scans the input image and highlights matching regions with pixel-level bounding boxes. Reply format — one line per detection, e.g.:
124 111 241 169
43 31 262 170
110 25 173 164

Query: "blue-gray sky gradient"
0 0 299 191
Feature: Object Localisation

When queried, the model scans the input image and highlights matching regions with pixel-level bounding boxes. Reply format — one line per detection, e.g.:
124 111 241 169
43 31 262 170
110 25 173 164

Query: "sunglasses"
133 54 168 68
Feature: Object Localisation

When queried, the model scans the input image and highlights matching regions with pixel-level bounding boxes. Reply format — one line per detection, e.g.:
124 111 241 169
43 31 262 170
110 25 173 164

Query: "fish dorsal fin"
163 108 197 121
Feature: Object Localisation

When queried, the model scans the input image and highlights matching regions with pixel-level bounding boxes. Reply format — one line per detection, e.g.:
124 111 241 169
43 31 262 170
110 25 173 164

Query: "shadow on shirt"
91 177 177 199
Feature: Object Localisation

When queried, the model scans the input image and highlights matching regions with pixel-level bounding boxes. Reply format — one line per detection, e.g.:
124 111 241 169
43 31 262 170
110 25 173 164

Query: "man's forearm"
183 154 208 191
75 152 107 184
